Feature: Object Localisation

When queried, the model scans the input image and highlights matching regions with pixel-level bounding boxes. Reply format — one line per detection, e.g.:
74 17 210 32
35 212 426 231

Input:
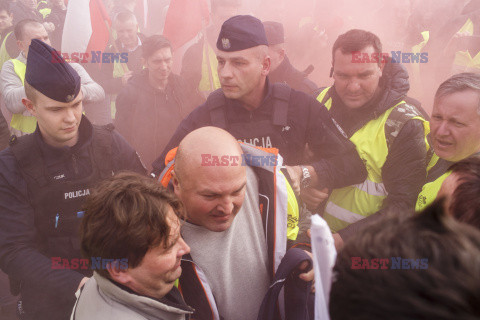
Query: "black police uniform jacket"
268 55 318 95
0 116 146 320
152 79 367 191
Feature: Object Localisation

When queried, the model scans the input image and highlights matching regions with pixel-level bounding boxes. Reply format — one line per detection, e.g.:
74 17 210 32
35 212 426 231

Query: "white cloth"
311 214 337 320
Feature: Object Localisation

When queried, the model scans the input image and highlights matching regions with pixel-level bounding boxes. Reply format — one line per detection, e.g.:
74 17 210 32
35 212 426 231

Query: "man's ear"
16 40 24 52
171 170 181 197
262 55 271 76
279 48 285 61
378 59 385 77
106 261 131 285
22 98 36 116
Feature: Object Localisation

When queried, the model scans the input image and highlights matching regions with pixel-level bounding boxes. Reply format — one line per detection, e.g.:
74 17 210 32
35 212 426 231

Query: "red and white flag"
61 0 111 54
163 0 210 50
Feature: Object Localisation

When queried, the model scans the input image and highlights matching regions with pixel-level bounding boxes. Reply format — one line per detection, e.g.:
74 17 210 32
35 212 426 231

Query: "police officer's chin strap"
330 66 334 78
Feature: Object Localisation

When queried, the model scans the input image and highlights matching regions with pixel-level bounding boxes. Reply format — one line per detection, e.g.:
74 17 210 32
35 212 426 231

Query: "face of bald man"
173 160 247 232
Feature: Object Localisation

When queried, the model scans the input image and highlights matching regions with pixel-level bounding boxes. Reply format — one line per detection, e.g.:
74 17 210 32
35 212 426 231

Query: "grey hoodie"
71 272 193 320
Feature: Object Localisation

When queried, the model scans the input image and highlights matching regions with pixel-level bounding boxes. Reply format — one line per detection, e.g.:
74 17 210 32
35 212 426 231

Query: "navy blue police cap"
263 21 284 45
217 15 268 52
25 39 81 103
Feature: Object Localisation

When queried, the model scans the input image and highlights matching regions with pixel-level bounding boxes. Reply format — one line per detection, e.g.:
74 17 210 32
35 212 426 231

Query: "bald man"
160 126 312 320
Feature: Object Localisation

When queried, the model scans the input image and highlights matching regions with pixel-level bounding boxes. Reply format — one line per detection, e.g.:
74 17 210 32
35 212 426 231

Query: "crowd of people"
0 0 479 319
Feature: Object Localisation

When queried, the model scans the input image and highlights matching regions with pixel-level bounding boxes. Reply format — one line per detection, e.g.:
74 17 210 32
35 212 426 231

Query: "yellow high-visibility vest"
198 42 220 97
317 87 429 232
410 31 429 97
453 19 480 72
415 153 451 212
11 59 37 134
0 32 13 68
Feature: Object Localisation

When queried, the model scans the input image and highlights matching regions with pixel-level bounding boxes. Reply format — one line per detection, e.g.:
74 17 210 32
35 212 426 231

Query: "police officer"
263 20 318 95
152 15 366 208
0 39 146 320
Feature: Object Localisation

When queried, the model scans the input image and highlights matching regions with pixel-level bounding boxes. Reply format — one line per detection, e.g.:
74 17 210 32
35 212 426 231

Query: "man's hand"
332 233 344 251
301 187 329 210
298 250 315 292
76 277 89 292
121 71 134 86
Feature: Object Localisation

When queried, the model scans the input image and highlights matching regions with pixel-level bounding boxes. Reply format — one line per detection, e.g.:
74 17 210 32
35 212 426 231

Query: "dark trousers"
0 271 18 320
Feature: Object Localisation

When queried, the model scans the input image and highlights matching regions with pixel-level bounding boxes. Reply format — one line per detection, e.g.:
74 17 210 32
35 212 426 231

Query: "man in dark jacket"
0 39 146 320
115 35 201 171
152 16 367 213
263 21 318 95
315 29 429 248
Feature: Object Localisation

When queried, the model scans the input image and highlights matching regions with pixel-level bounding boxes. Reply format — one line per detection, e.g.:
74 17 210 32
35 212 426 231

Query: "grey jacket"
71 272 193 320
0 53 105 135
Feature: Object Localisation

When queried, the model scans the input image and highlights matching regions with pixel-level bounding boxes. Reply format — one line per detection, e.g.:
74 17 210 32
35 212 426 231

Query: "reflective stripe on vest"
317 87 427 232
0 32 12 68
453 19 480 72
11 59 37 134
198 43 220 95
181 258 221 320
415 171 451 212
316 87 332 109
